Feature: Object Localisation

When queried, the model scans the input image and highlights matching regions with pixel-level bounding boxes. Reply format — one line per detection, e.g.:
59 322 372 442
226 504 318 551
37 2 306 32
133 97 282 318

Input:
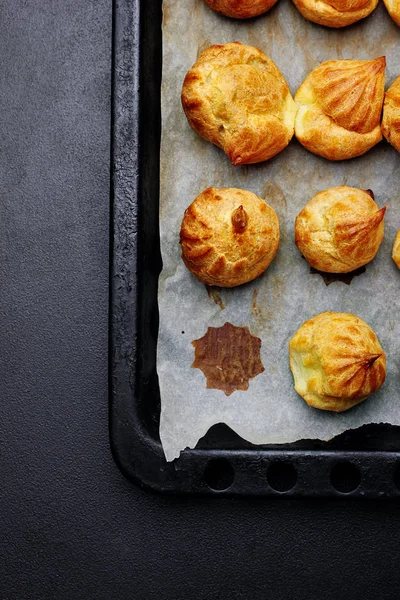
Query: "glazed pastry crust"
289 312 386 412
383 0 400 25
295 58 385 160
292 0 378 28
393 229 400 268
204 0 278 18
382 76 400 152
295 186 385 273
181 43 297 165
180 187 280 287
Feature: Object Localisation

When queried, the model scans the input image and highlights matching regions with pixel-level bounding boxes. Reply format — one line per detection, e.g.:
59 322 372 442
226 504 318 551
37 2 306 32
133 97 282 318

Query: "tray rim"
109 0 400 498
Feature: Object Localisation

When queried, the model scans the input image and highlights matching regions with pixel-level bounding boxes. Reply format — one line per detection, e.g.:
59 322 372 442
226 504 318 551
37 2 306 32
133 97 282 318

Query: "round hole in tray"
330 462 361 493
267 462 297 493
203 458 235 491
392 464 400 491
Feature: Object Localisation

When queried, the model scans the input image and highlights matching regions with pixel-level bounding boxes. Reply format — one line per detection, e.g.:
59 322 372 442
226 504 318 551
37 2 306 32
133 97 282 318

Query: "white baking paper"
158 0 400 461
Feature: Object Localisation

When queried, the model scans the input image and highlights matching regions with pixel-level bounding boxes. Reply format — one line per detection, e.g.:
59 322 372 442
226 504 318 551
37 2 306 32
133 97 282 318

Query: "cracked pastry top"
383 0 400 25
382 75 400 152
204 0 279 17
393 229 400 268
181 43 297 165
292 0 378 28
295 186 386 273
289 312 386 412
180 187 280 287
294 57 385 160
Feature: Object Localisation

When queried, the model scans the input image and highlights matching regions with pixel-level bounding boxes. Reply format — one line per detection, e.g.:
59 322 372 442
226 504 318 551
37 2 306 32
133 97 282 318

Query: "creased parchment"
158 0 400 461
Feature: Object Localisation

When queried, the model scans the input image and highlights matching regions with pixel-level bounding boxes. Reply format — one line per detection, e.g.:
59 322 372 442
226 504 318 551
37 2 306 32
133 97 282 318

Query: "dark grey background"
1 1 400 598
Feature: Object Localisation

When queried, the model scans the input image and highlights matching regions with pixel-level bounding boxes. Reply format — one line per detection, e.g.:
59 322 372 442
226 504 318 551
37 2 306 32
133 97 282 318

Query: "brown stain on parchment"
251 287 272 335
194 0 204 14
191 322 264 396
264 180 287 212
251 288 262 334
239 164 249 180
162 3 169 26
251 288 262 320
250 273 286 335
263 180 288 241
206 285 225 309
271 275 286 304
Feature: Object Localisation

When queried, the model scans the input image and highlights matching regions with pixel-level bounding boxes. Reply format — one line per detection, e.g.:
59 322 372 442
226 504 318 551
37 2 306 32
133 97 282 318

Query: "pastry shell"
383 0 400 25
181 43 297 165
292 0 378 28
180 187 280 287
393 229 400 268
295 186 385 273
204 0 278 18
382 75 400 153
289 312 386 412
295 58 385 160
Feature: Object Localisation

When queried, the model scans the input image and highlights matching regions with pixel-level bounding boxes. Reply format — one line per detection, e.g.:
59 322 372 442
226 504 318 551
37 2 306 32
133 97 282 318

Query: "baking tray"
110 0 400 497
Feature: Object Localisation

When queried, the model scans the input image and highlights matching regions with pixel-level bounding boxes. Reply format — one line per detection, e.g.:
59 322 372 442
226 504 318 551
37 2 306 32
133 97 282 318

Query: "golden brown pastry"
292 0 378 28
295 57 385 160
383 0 400 25
180 187 280 287
204 0 278 17
382 76 400 152
295 186 386 273
181 43 297 165
393 229 400 268
289 312 386 412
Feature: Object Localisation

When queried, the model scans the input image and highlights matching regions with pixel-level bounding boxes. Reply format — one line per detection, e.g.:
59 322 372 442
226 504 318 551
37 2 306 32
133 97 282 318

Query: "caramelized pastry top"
292 0 378 28
204 0 278 18
180 187 280 287
295 58 385 160
289 312 386 412
181 43 297 165
295 186 385 273
312 59 385 133
382 75 400 152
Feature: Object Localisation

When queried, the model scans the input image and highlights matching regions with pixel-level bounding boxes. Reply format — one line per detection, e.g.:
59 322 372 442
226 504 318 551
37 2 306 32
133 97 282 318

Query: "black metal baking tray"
110 0 400 497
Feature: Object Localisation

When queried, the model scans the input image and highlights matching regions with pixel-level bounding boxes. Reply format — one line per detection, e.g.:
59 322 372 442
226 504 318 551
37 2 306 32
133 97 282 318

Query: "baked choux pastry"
289 312 386 412
181 43 297 165
295 186 386 273
382 76 400 152
393 229 400 268
292 0 378 28
204 0 278 18
383 0 400 25
295 57 385 160
180 187 280 287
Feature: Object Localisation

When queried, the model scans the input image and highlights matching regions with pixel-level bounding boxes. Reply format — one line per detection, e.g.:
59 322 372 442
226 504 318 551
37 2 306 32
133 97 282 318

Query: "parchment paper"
158 0 400 461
